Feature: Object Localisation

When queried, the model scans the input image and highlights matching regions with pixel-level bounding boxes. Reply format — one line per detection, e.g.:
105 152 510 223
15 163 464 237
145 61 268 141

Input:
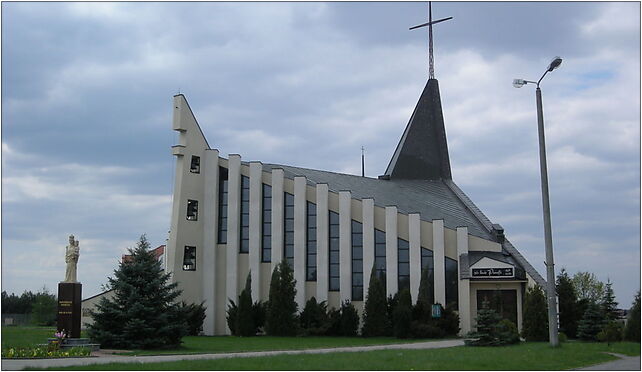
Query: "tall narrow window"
262 184 272 262
445 257 458 307
351 220 363 301
328 211 340 291
240 176 250 253
306 202 317 281
374 229 386 281
398 238 410 291
186 199 198 221
183 246 196 271
217 167 229 244
284 192 295 267
190 155 200 173
421 248 435 304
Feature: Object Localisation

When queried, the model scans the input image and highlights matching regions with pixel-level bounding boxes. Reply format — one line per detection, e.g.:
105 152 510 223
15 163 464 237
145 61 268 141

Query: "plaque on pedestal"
57 282 82 338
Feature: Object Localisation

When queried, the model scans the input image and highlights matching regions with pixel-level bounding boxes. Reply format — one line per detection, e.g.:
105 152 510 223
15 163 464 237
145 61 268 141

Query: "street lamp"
513 56 562 347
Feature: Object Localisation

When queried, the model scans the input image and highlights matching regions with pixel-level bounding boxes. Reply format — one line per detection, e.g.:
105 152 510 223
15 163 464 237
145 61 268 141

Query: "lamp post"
513 56 562 347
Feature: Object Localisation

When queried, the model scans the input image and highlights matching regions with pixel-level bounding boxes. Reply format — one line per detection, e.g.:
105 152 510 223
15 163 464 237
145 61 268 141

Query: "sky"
2 2 640 306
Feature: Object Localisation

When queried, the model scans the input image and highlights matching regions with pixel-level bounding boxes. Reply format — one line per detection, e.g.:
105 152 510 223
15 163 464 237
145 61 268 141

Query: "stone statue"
64 235 80 283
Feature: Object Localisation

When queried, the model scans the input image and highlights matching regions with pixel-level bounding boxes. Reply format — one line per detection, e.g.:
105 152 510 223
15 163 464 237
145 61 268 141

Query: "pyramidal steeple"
383 78 452 180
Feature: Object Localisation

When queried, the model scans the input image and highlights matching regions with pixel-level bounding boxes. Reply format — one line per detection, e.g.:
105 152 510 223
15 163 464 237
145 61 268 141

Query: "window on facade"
374 229 386 281
421 248 435 304
284 192 295 267
398 238 410 291
445 257 458 307
190 155 200 173
186 199 198 221
306 202 317 281
351 220 363 301
183 246 196 271
262 184 272 262
240 176 250 253
217 167 229 244
328 211 340 291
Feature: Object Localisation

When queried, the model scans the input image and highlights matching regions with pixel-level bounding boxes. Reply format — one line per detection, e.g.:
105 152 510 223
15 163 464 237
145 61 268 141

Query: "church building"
165 72 546 335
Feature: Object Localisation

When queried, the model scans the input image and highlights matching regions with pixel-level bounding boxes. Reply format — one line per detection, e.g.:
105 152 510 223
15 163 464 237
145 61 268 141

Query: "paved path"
1 339 464 370
575 353 641 371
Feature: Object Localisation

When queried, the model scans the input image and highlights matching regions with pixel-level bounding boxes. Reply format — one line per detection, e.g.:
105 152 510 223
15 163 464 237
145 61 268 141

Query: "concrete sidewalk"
575 353 641 371
1 339 464 370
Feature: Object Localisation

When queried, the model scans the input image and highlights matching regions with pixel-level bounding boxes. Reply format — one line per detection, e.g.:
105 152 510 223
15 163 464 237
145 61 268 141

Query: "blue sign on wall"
432 304 442 318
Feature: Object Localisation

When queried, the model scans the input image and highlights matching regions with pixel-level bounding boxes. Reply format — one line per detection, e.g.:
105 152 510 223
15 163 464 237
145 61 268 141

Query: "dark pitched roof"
384 79 452 180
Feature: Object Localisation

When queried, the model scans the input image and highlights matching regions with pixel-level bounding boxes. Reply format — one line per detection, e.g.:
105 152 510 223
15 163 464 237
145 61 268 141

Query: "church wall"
468 235 502 252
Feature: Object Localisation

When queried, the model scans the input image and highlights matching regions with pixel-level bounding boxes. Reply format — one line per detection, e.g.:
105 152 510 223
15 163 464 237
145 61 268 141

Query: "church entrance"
476 289 518 326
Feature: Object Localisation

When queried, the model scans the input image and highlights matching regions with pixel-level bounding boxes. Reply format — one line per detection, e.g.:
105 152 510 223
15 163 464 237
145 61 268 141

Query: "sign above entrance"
471 267 514 278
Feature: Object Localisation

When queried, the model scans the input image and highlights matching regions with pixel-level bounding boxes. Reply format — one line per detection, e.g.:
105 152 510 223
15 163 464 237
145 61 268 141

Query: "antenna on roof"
361 146 365 177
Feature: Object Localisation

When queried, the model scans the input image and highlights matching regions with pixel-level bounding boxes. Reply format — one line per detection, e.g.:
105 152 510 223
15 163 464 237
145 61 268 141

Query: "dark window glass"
398 238 410 291
329 210 340 291
190 155 200 173
186 199 198 221
217 167 229 244
183 246 196 271
351 220 363 301
306 202 317 281
284 192 295 267
445 257 458 307
239 176 250 253
262 184 272 262
374 229 386 281
476 290 517 326
421 248 435 304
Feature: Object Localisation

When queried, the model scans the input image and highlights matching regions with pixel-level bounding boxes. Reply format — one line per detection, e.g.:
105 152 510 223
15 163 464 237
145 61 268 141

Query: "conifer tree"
624 291 640 342
362 267 389 337
556 268 580 338
601 279 619 321
87 235 186 349
522 284 549 341
393 289 413 338
340 300 360 336
577 302 606 341
466 300 502 346
237 273 255 336
265 260 298 336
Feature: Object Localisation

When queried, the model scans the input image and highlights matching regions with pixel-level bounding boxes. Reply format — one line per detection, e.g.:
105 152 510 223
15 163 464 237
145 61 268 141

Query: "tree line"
1 288 58 326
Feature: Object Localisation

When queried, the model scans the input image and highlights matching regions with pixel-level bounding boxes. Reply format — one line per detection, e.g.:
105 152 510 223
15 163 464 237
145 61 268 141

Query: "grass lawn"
36 342 640 370
117 336 442 356
1 326 88 349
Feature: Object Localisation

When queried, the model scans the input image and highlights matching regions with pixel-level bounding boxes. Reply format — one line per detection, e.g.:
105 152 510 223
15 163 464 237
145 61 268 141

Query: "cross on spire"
410 2 453 79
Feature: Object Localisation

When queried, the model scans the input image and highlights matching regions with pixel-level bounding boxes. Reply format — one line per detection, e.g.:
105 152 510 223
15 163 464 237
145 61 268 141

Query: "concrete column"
201 149 219 336
248 162 262 301
316 184 329 302
457 226 471 335
293 176 307 308
409 213 421 304
166 149 185 281
362 198 375 295
226 155 241 333
339 191 352 302
433 219 446 306
385 206 398 297
271 168 284 274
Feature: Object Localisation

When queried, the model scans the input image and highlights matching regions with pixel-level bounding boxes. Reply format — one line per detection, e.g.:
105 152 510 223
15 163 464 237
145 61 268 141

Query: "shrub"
300 297 329 336
226 299 238 336
386 293 399 337
362 267 390 337
2 346 91 359
179 301 206 336
340 300 360 336
252 300 266 334
393 289 413 339
558 332 568 343
522 285 548 341
410 321 445 339
437 303 460 337
266 260 298 336
326 308 342 336
577 302 606 341
496 319 520 345
237 274 256 337
624 291 641 342
597 321 623 345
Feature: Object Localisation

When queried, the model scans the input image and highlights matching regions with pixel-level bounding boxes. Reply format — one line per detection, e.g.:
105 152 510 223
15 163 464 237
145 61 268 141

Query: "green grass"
1 326 87 349
36 342 641 370
117 336 441 356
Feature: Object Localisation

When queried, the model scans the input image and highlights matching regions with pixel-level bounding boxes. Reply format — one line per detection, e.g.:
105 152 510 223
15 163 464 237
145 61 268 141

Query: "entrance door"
476 289 517 326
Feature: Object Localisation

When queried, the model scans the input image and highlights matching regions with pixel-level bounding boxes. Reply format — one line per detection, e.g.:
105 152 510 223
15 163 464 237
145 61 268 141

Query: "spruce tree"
265 260 298 336
601 279 619 321
624 291 640 342
466 300 502 346
577 302 606 341
362 266 389 337
87 235 186 349
522 284 549 341
556 268 580 338
237 273 255 336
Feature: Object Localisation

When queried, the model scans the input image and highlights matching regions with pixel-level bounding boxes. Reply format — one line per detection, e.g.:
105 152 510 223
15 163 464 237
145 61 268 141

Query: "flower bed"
1 346 91 359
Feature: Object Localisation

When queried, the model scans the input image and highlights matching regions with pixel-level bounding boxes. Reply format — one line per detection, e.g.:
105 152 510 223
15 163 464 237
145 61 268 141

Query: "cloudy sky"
2 2 640 306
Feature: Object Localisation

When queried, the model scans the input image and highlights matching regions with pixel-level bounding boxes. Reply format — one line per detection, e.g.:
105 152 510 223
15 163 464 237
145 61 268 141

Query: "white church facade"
165 77 546 336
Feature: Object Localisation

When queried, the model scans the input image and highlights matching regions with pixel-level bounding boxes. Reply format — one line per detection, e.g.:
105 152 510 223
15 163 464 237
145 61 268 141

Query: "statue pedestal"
57 282 82 338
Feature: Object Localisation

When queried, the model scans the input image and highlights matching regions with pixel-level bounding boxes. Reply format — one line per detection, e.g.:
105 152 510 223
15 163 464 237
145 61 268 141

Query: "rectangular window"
190 155 200 173
183 246 196 271
284 192 295 267
374 229 386 281
240 176 250 253
186 199 198 221
328 211 340 291
421 247 435 304
217 167 228 244
445 257 458 307
306 202 317 281
262 184 272 262
351 220 363 301
398 238 410 291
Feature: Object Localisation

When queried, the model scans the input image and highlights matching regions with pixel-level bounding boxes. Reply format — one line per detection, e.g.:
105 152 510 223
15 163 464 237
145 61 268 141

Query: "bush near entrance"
522 285 548 341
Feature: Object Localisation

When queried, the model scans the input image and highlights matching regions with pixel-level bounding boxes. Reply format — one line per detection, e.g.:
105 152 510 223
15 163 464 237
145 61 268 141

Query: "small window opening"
190 156 200 173
187 199 198 221
183 246 196 271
